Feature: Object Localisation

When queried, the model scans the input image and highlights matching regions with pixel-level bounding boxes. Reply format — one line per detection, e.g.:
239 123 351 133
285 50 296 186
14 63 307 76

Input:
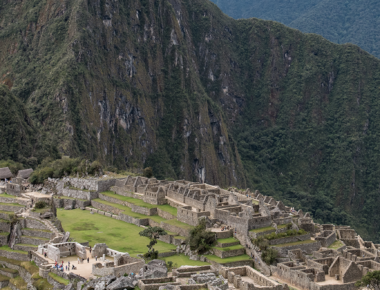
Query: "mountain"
2 0 380 241
210 0 380 59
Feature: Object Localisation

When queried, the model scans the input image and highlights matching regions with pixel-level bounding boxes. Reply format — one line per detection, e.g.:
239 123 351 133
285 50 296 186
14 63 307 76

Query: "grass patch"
157 204 177 216
10 276 27 290
0 274 10 282
0 210 14 215
174 236 187 240
328 240 345 250
33 277 53 290
48 273 69 285
159 254 210 266
249 224 288 233
32 207 51 214
212 245 245 251
23 228 51 233
0 232 9 236
58 209 176 258
252 200 259 205
22 235 49 241
0 193 17 199
0 246 28 254
0 218 10 223
217 237 238 244
205 254 252 264
0 267 18 274
0 256 22 266
273 240 316 247
163 219 193 230
0 202 23 207
17 243 38 248
21 261 39 275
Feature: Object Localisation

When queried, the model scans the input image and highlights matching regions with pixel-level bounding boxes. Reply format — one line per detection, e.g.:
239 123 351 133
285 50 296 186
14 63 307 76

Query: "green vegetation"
33 276 53 290
205 254 252 264
273 240 317 247
0 256 22 266
355 270 380 289
57 209 176 257
10 276 27 290
213 245 244 251
0 202 23 207
188 219 216 254
210 0 380 58
250 224 288 233
0 267 18 274
259 229 307 241
0 193 17 199
159 254 210 267
48 273 69 286
328 240 345 250
0 232 9 236
0 274 10 282
139 226 168 259
217 237 238 244
21 261 39 275
16 243 38 248
0 246 28 254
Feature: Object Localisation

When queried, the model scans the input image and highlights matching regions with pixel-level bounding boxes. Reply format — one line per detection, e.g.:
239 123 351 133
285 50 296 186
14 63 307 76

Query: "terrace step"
0 267 18 278
14 243 38 252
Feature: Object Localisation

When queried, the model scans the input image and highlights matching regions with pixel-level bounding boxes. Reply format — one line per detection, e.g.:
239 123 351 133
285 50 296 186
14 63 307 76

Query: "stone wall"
0 204 23 212
315 231 336 248
213 247 246 258
21 228 53 239
62 188 98 200
91 200 124 215
268 234 311 245
0 249 29 261
111 186 144 200
0 196 28 206
138 277 180 290
273 241 321 257
99 193 125 206
0 235 8 245
157 209 176 220
114 259 145 277
0 220 11 232
53 197 91 208
25 218 49 231
119 213 149 226
177 206 210 226
47 244 60 261
160 221 190 237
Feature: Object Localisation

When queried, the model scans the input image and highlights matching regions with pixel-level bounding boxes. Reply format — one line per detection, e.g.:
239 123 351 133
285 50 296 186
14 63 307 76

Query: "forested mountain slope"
210 0 380 59
1 0 380 241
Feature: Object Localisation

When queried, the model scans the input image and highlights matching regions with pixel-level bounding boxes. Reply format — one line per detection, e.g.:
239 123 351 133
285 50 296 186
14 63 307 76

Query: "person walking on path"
87 257 89 263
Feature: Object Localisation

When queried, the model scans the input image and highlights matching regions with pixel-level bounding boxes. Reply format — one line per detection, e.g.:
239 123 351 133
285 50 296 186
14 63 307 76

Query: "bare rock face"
106 277 138 290
139 259 167 279
64 206 72 210
41 212 54 219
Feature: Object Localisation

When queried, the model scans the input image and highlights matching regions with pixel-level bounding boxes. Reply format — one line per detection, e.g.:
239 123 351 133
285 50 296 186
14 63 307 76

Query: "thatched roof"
0 167 13 179
17 168 33 179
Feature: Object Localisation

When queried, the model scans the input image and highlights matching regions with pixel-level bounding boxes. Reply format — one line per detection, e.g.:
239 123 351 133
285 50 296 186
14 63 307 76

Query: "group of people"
220 225 231 231
54 261 76 271
77 257 90 264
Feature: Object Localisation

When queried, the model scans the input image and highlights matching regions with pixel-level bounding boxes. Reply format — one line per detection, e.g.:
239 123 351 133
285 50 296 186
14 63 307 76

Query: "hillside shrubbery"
29 158 103 184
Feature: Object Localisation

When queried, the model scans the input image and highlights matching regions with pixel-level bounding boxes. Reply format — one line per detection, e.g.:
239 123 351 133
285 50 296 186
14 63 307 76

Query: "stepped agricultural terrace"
0 174 379 290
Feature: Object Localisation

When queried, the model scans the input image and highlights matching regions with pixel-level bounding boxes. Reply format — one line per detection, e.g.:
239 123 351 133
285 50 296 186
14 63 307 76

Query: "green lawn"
159 254 210 266
93 199 182 226
212 245 245 251
328 240 345 250
205 254 252 264
273 240 316 247
0 246 28 254
0 193 17 199
16 244 38 248
48 273 69 285
0 202 23 207
0 274 10 282
249 224 288 233
217 237 239 244
163 219 193 230
57 209 176 257
100 192 178 216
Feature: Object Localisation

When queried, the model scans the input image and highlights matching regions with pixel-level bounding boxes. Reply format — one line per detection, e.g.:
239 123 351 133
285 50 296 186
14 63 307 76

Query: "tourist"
96 256 97 261
87 257 89 263
90 246 92 253
68 261 70 267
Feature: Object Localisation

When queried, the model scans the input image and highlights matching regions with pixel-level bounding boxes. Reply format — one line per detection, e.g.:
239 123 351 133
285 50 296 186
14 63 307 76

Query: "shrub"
35 201 46 209
355 270 380 290
188 219 216 254
143 167 153 178
261 248 278 265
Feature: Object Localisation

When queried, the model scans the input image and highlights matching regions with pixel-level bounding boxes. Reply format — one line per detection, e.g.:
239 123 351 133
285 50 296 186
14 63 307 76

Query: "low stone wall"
111 186 144 200
14 244 37 252
47 274 66 289
268 234 311 245
157 209 176 220
62 188 98 200
0 212 11 220
341 239 360 248
207 258 253 270
24 218 49 231
214 230 233 239
128 203 157 216
138 277 180 290
0 249 29 261
99 193 125 206
160 222 190 237
21 228 53 239
119 213 149 226
0 204 23 212
273 241 321 257
0 196 28 206
54 197 91 209
0 220 11 232
213 247 246 258
157 251 176 258
20 236 48 246
91 200 124 215
0 234 8 245
216 240 240 248
315 231 336 248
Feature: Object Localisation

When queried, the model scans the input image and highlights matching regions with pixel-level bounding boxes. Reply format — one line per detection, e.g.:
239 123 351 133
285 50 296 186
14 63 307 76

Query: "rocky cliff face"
2 0 380 240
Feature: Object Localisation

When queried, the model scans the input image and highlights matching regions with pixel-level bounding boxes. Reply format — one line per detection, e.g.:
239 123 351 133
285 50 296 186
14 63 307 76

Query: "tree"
356 271 380 290
139 226 167 259
188 219 216 254
143 167 153 178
